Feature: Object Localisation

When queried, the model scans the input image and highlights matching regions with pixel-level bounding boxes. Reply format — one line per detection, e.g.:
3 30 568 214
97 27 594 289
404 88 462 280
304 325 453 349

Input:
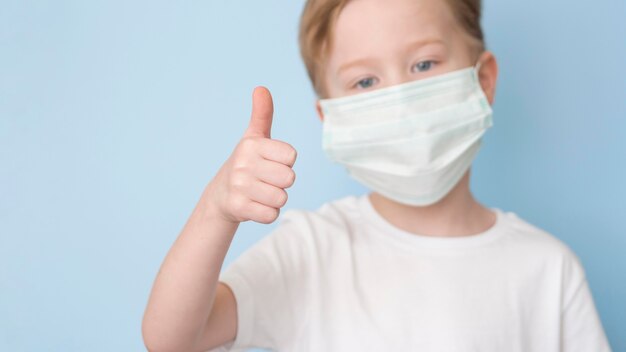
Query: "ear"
315 100 325 122
477 51 498 105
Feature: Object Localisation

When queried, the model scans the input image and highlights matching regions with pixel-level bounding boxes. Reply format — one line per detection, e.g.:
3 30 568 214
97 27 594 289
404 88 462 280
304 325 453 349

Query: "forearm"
143 86 295 351
142 186 239 351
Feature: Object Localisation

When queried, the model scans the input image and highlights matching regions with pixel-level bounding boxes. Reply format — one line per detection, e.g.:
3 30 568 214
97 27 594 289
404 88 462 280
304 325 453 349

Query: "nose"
380 65 418 90
382 68 410 89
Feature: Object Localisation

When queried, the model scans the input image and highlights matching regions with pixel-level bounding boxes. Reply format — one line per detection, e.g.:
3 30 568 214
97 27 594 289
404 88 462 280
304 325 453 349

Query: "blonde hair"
298 0 486 98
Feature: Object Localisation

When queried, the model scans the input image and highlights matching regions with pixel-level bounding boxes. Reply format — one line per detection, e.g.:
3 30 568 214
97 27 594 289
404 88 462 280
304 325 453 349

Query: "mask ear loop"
471 60 483 84
475 58 484 69
472 59 492 110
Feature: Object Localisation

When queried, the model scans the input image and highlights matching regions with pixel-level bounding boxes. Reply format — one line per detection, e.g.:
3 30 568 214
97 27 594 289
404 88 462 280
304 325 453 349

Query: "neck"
368 169 496 237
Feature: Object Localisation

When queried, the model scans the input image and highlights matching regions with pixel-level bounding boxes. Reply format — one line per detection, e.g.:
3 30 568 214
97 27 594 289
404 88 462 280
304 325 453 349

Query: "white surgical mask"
319 63 493 206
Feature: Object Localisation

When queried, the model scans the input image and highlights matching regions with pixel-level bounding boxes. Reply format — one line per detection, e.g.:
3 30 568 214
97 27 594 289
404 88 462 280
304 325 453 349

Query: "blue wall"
1 1 624 350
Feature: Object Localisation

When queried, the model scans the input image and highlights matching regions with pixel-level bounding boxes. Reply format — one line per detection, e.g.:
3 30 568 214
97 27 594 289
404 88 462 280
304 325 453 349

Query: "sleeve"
560 250 612 352
209 209 314 351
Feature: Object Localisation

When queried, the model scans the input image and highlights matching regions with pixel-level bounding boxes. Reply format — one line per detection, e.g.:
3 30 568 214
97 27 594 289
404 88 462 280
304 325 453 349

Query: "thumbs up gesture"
205 86 297 224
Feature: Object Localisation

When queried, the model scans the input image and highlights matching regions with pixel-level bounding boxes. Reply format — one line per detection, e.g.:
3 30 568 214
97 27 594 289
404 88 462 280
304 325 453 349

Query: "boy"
142 0 611 351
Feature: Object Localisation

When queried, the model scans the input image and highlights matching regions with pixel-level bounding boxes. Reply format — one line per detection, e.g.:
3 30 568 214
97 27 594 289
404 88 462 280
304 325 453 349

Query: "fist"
207 86 297 224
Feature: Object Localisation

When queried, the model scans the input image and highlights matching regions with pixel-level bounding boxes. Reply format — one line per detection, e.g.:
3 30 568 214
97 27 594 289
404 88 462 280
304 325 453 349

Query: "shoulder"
499 210 570 251
497 208 585 276
279 195 361 230
282 194 360 226
274 194 362 247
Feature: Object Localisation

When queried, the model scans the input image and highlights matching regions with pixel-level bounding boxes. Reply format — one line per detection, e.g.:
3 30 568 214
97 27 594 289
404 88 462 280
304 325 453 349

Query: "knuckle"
239 137 257 151
256 207 278 224
274 141 296 164
231 158 249 173
264 208 280 223
285 169 296 186
275 190 288 207
256 216 271 225
285 146 297 164
229 172 248 191
228 196 247 216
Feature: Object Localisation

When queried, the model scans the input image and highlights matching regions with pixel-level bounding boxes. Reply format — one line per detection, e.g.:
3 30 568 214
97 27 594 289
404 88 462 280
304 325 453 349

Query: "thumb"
244 86 274 139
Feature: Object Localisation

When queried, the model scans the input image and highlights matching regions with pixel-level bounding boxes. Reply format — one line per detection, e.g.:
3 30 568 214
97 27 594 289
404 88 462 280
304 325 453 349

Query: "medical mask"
319 63 493 206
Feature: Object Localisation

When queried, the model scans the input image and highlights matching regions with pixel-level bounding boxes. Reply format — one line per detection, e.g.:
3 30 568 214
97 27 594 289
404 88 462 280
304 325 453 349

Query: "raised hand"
206 86 297 224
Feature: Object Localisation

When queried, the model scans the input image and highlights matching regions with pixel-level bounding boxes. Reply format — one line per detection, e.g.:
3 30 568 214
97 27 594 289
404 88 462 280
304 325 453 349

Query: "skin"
317 0 499 237
142 0 499 350
142 87 297 351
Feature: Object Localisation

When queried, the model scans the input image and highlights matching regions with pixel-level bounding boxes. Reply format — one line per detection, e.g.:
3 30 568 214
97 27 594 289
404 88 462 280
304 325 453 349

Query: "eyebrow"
336 38 445 75
337 57 378 75
404 38 445 54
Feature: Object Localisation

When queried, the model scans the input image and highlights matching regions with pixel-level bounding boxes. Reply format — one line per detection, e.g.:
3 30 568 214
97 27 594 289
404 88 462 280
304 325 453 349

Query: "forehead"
328 0 458 66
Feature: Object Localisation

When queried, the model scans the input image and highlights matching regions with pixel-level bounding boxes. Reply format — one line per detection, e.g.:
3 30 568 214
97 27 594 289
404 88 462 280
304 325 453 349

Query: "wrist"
199 183 240 226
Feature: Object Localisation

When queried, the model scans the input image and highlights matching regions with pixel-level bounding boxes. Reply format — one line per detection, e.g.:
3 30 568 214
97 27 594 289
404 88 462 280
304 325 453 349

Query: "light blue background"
1 1 624 351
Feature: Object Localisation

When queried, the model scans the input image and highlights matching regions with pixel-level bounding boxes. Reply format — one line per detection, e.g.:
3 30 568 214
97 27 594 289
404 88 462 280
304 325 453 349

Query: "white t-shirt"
209 194 611 352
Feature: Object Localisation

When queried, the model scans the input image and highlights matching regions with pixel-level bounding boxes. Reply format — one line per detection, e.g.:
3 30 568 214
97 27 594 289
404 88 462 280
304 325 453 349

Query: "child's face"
318 0 496 106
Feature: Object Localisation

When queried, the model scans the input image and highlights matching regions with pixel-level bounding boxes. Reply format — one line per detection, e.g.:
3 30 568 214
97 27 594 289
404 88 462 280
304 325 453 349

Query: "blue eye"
413 60 435 72
355 77 377 89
